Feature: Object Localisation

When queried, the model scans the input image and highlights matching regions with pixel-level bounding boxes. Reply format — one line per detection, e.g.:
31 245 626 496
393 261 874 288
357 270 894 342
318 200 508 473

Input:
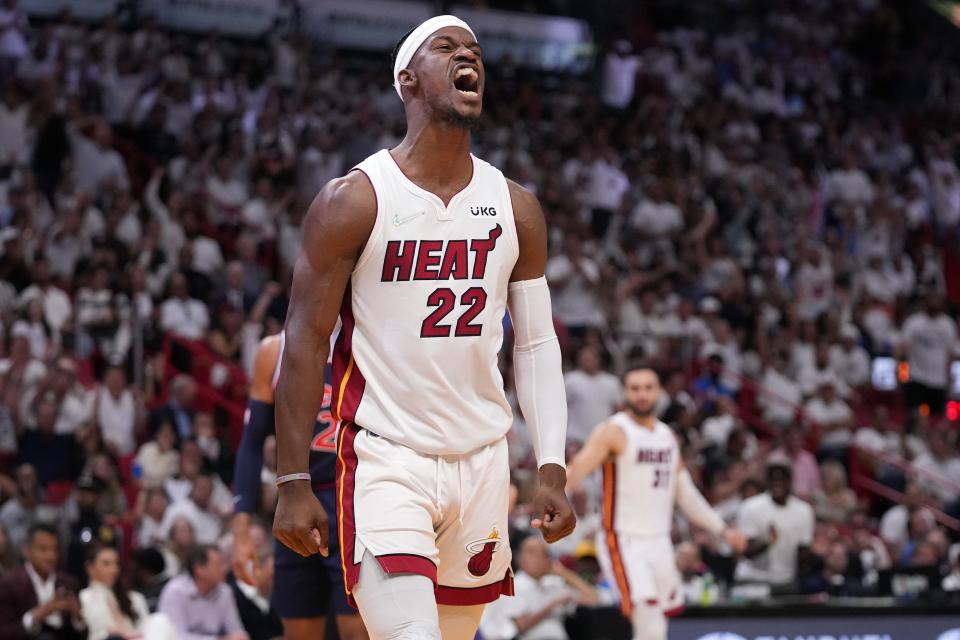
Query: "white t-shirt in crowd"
563 369 622 443
617 300 668 356
97 388 136 455
794 260 834 321
910 452 960 506
630 199 684 237
804 396 853 447
602 53 641 109
0 7 29 59
735 493 814 585
585 159 629 212
758 367 803 425
545 255 604 329
19 285 73 332
205 174 248 222
827 167 874 205
0 101 30 166
159 498 222 545
487 572 572 640
879 504 909 547
190 236 225 276
829 344 871 388
701 413 736 449
663 314 711 344
862 265 899 303
803 396 853 424
853 427 901 457
160 297 210 341
55 388 95 435
67 125 130 195
902 312 958 388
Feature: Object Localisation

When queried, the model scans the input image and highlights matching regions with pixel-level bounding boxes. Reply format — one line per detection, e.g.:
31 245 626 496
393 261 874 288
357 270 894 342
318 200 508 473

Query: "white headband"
393 15 477 101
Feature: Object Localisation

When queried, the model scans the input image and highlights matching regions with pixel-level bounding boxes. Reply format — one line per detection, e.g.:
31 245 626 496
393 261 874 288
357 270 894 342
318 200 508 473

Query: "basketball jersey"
334 149 520 455
272 331 337 484
601 413 679 537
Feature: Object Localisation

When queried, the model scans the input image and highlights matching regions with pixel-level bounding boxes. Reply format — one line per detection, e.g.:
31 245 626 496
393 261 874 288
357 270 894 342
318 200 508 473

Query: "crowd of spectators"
0 0 959 638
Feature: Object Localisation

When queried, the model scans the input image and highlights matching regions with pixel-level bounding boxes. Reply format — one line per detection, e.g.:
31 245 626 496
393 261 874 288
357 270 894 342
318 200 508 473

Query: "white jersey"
601 413 679 537
333 149 520 455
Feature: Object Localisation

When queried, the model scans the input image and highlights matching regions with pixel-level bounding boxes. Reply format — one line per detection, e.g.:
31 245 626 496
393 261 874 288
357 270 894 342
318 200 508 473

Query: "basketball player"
272 15 575 640
232 333 367 640
566 367 747 640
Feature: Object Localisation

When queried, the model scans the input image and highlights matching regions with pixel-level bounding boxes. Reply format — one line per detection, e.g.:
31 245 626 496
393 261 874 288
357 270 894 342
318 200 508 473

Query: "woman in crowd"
160 516 195 577
84 452 128 519
813 460 858 524
134 421 180 488
80 543 177 640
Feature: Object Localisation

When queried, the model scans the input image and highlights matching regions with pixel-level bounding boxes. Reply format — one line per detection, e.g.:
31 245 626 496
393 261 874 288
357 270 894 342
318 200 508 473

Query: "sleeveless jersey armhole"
349 166 383 272
497 168 522 262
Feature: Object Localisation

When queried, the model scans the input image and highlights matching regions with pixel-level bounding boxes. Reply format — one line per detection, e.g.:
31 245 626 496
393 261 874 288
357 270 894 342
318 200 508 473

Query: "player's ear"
397 68 416 92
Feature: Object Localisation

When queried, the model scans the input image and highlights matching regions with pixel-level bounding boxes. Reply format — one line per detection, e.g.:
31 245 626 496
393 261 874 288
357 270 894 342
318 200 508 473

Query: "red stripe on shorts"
435 570 515 606
336 422 361 607
606 530 633 618
376 553 438 583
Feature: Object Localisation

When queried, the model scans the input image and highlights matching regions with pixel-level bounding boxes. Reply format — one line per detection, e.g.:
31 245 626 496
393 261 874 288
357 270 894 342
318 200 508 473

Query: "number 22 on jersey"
310 383 337 452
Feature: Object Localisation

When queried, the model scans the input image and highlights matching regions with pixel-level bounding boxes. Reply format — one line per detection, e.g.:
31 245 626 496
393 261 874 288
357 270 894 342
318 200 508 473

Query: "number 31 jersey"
602 414 679 537
333 149 520 456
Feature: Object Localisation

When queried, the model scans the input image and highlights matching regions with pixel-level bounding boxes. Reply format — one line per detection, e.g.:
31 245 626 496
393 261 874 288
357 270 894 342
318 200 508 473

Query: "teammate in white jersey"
272 15 574 640
567 367 746 640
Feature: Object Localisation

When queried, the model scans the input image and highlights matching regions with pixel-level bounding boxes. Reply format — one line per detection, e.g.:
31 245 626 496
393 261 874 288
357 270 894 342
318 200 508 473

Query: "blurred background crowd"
0 0 959 638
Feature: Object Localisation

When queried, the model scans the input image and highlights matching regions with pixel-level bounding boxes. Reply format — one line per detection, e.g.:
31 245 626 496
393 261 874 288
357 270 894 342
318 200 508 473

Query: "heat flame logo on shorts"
466 526 503 577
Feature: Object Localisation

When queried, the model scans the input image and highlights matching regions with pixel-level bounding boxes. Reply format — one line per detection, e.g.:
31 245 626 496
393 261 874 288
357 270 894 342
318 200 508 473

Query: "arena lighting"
930 1 960 28
947 400 960 421
897 361 910 383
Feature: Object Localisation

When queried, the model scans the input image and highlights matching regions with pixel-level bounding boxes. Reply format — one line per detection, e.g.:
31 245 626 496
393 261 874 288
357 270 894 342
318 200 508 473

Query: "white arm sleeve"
676 468 726 537
508 276 567 469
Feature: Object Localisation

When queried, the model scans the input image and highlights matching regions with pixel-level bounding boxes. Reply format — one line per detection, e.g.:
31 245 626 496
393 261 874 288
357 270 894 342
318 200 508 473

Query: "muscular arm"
508 179 575 542
273 172 376 556
565 423 626 492
509 180 564 470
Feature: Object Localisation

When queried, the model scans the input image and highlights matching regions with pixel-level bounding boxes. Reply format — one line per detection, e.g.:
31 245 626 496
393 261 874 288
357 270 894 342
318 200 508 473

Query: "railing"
717 361 960 530
160 334 248 449
849 444 960 533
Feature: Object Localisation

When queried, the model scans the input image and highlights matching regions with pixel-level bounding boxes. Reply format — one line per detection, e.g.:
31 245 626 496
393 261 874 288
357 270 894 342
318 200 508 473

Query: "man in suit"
0 523 86 640
148 374 197 443
228 533 282 640
209 261 258 315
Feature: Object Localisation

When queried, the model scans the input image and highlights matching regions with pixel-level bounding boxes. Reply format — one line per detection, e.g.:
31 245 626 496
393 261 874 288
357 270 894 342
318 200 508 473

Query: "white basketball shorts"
335 422 514 608
596 531 683 618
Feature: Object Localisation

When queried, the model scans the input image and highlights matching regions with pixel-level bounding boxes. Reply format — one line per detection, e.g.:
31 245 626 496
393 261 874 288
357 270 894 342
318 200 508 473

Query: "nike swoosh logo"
393 211 425 226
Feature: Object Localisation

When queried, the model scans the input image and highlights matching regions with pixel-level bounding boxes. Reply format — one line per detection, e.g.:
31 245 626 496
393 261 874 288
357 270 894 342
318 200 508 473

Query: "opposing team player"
232 332 367 640
272 14 575 640
566 367 747 640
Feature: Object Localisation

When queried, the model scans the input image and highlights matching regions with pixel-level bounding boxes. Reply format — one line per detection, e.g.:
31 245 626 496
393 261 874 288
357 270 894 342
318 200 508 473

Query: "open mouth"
453 67 479 97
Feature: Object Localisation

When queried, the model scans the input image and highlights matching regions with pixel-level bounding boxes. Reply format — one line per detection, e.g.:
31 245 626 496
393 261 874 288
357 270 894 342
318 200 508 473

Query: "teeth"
456 68 478 80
